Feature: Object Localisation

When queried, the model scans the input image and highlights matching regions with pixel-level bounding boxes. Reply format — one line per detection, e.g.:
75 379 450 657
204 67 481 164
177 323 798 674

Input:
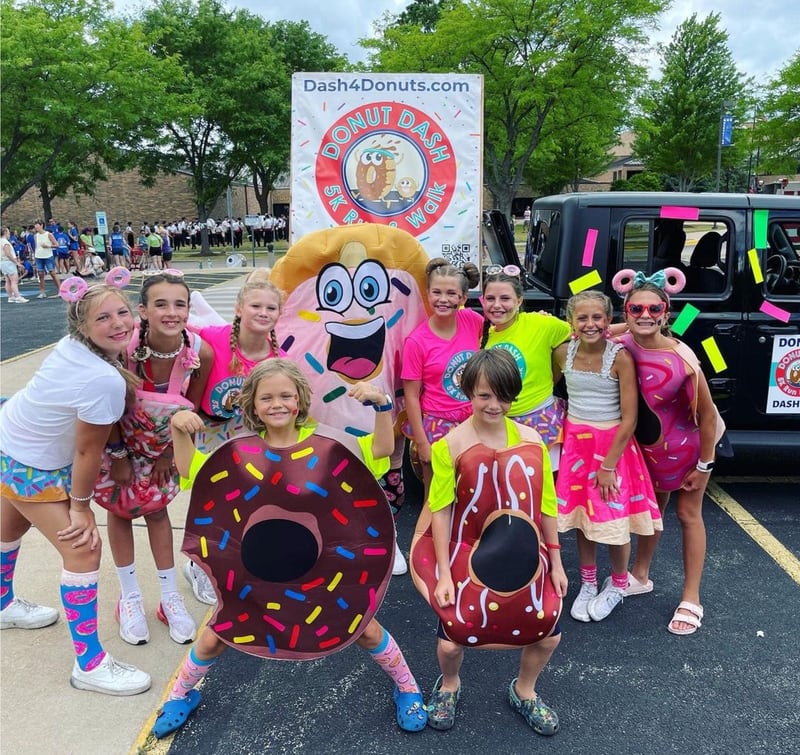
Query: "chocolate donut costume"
410 440 562 649
182 428 394 660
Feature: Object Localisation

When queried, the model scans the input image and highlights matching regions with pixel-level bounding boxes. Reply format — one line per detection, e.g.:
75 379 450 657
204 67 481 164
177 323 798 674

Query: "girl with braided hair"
93 271 213 647
183 269 285 603
0 271 151 696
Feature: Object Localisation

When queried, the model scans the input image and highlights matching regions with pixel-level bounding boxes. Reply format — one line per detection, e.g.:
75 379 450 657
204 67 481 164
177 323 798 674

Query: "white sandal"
667 601 703 635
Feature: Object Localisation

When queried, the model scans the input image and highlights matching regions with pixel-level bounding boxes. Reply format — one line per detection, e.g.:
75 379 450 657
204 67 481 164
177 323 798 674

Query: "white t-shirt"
0 337 126 469
34 231 55 259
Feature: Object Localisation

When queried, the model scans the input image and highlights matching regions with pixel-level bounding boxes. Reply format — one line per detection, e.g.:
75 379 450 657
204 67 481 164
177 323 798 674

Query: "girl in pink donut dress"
613 269 724 637
410 349 567 737
554 292 660 625
94 272 213 647
153 359 428 739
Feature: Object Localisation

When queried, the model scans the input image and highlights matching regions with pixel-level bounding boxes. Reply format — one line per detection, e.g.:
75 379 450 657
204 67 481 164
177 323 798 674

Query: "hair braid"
270 329 280 358
228 316 242 373
479 318 491 349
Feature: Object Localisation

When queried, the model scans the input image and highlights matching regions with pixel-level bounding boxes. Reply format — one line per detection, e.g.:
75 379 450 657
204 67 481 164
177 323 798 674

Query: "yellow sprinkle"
245 463 263 480
488 602 499 611
348 613 363 634
702 336 728 373
233 508 241 523
570 484 583 491
200 536 208 558
327 572 343 591
298 310 321 322
305 606 322 624
341 482 353 493
266 602 281 610
748 248 764 283
290 447 314 460
537 610 544 619
210 471 229 483
233 635 255 644
576 433 593 440
568 269 602 294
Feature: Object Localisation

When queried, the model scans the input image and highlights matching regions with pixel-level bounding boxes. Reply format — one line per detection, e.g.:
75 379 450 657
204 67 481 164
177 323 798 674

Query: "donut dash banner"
291 72 483 266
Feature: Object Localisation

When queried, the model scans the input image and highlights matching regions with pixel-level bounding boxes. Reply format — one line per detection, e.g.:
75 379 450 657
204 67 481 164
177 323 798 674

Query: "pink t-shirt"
199 324 283 418
401 308 483 420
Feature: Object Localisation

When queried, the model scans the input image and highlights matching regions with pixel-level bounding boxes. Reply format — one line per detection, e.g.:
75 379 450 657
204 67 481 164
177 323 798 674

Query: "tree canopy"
633 13 751 192
756 50 800 175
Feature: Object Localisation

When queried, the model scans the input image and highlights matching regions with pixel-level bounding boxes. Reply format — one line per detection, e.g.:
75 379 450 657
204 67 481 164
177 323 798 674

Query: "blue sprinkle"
570 459 584 472
337 597 349 610
367 526 379 537
219 530 230 550
194 517 213 525
335 546 356 560
305 352 324 374
608 502 624 511
244 485 260 500
285 589 306 601
265 450 281 462
307 455 319 469
306 481 328 497
281 335 295 351
344 426 368 437
630 494 645 502
239 584 252 599
387 309 403 329
267 635 276 654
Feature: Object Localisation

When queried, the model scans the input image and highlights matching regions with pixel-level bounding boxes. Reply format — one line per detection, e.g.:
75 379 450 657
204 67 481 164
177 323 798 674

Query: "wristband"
545 543 561 551
108 447 129 460
70 492 93 502
696 459 715 473
599 464 616 473
371 394 394 413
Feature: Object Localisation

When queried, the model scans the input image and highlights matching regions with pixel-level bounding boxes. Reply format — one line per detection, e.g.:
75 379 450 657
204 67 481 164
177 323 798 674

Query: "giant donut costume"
182 427 395 660
410 439 562 649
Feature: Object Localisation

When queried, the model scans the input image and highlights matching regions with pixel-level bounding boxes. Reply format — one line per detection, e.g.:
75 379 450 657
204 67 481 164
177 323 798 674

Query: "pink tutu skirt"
556 419 661 545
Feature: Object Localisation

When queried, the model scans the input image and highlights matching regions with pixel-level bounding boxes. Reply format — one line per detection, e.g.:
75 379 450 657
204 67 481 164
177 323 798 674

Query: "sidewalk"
0 275 245 755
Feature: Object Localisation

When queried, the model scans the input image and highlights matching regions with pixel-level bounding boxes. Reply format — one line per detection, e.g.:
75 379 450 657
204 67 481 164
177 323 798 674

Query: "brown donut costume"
182 428 394 660
410 441 562 649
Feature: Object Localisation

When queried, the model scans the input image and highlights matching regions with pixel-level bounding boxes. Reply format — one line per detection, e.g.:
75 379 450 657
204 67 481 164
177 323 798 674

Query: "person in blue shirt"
54 226 71 275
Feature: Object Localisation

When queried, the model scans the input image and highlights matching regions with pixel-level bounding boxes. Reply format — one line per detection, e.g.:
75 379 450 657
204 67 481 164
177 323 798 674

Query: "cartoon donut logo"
774 349 800 398
315 102 457 235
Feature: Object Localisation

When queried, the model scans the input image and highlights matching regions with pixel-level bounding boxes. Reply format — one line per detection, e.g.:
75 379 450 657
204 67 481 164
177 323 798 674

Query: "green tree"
367 0 665 219
0 0 175 216
756 50 800 175
633 13 751 192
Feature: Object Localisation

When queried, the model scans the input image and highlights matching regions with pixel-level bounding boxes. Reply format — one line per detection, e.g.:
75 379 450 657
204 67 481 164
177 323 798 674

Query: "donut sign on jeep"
481 192 800 451
292 73 483 268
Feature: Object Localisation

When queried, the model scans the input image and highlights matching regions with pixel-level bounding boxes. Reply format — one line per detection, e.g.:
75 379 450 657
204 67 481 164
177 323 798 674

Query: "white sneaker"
569 582 598 622
10 296 29 303
70 654 151 696
0 597 59 629
392 539 408 576
157 592 197 644
588 577 624 621
182 561 217 605
116 593 150 645
37 292 47 299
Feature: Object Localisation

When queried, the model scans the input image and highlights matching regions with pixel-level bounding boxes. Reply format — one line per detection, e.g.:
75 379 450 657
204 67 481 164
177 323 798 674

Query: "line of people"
0 259 720 741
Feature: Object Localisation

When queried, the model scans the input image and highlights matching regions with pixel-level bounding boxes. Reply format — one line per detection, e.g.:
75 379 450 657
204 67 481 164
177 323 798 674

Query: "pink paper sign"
759 300 791 323
660 205 700 221
582 228 599 266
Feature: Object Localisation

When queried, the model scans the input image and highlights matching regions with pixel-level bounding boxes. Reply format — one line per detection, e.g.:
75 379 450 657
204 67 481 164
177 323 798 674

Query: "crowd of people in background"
0 214 291 298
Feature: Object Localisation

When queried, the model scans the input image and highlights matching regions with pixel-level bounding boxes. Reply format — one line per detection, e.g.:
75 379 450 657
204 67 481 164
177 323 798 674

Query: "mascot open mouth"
325 318 386 381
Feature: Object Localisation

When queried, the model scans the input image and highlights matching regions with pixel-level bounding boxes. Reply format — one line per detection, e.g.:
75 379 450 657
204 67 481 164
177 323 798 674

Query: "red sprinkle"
331 508 348 525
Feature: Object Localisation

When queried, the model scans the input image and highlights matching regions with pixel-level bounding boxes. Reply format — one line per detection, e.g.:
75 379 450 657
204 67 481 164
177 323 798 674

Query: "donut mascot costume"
410 439 563 648
269 225 431 561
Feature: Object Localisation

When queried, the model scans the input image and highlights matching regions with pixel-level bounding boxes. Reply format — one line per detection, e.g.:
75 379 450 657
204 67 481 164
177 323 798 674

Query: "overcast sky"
221 0 798 85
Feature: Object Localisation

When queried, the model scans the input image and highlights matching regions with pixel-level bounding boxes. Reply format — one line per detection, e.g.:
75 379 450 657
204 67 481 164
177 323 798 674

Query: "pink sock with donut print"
367 627 419 693
169 646 216 700
0 540 21 610
60 569 105 671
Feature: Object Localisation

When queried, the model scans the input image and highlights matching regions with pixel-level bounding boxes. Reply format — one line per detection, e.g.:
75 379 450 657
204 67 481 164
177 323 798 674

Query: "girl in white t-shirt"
0 271 151 697
1 226 27 303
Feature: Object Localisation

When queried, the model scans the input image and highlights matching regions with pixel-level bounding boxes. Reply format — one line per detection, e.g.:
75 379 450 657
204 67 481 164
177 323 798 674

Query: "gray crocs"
508 678 559 736
426 674 461 731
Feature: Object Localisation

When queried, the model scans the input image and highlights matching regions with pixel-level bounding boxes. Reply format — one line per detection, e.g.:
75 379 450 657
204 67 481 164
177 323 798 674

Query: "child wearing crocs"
410 350 567 736
152 360 427 738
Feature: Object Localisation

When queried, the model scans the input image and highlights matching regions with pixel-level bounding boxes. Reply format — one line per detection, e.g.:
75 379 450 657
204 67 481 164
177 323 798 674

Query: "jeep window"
528 210 560 288
622 217 730 296
765 220 800 297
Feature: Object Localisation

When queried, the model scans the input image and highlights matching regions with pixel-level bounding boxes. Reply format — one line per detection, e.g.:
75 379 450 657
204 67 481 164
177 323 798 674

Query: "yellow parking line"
707 481 800 585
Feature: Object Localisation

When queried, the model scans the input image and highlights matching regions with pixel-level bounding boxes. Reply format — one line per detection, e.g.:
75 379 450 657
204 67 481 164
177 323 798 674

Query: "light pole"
715 100 734 192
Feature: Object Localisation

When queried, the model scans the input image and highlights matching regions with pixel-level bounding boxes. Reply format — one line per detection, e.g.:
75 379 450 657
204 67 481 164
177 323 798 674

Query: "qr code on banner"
441 244 472 267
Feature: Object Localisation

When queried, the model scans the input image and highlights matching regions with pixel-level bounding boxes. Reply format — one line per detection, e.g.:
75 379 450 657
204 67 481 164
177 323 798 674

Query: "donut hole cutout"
469 513 540 593
241 520 320 583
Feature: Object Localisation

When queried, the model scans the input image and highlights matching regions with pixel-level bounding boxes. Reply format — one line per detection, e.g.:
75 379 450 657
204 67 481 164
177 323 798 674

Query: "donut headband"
182 432 395 660
59 266 132 303
611 267 686 297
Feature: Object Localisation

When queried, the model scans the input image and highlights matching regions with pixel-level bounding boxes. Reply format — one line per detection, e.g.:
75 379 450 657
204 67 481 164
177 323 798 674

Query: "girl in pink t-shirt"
402 257 482 496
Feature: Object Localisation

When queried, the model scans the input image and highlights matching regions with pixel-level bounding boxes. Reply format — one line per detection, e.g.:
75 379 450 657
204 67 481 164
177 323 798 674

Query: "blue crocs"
152 689 202 739
393 687 428 732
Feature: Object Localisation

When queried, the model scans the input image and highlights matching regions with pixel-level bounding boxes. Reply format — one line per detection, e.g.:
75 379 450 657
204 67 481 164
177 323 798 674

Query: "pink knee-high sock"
170 646 217 700
366 626 419 693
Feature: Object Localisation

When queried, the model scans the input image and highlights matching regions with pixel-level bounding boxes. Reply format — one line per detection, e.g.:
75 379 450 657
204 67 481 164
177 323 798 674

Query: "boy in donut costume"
410 350 567 736
153 359 427 738
269 224 431 574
